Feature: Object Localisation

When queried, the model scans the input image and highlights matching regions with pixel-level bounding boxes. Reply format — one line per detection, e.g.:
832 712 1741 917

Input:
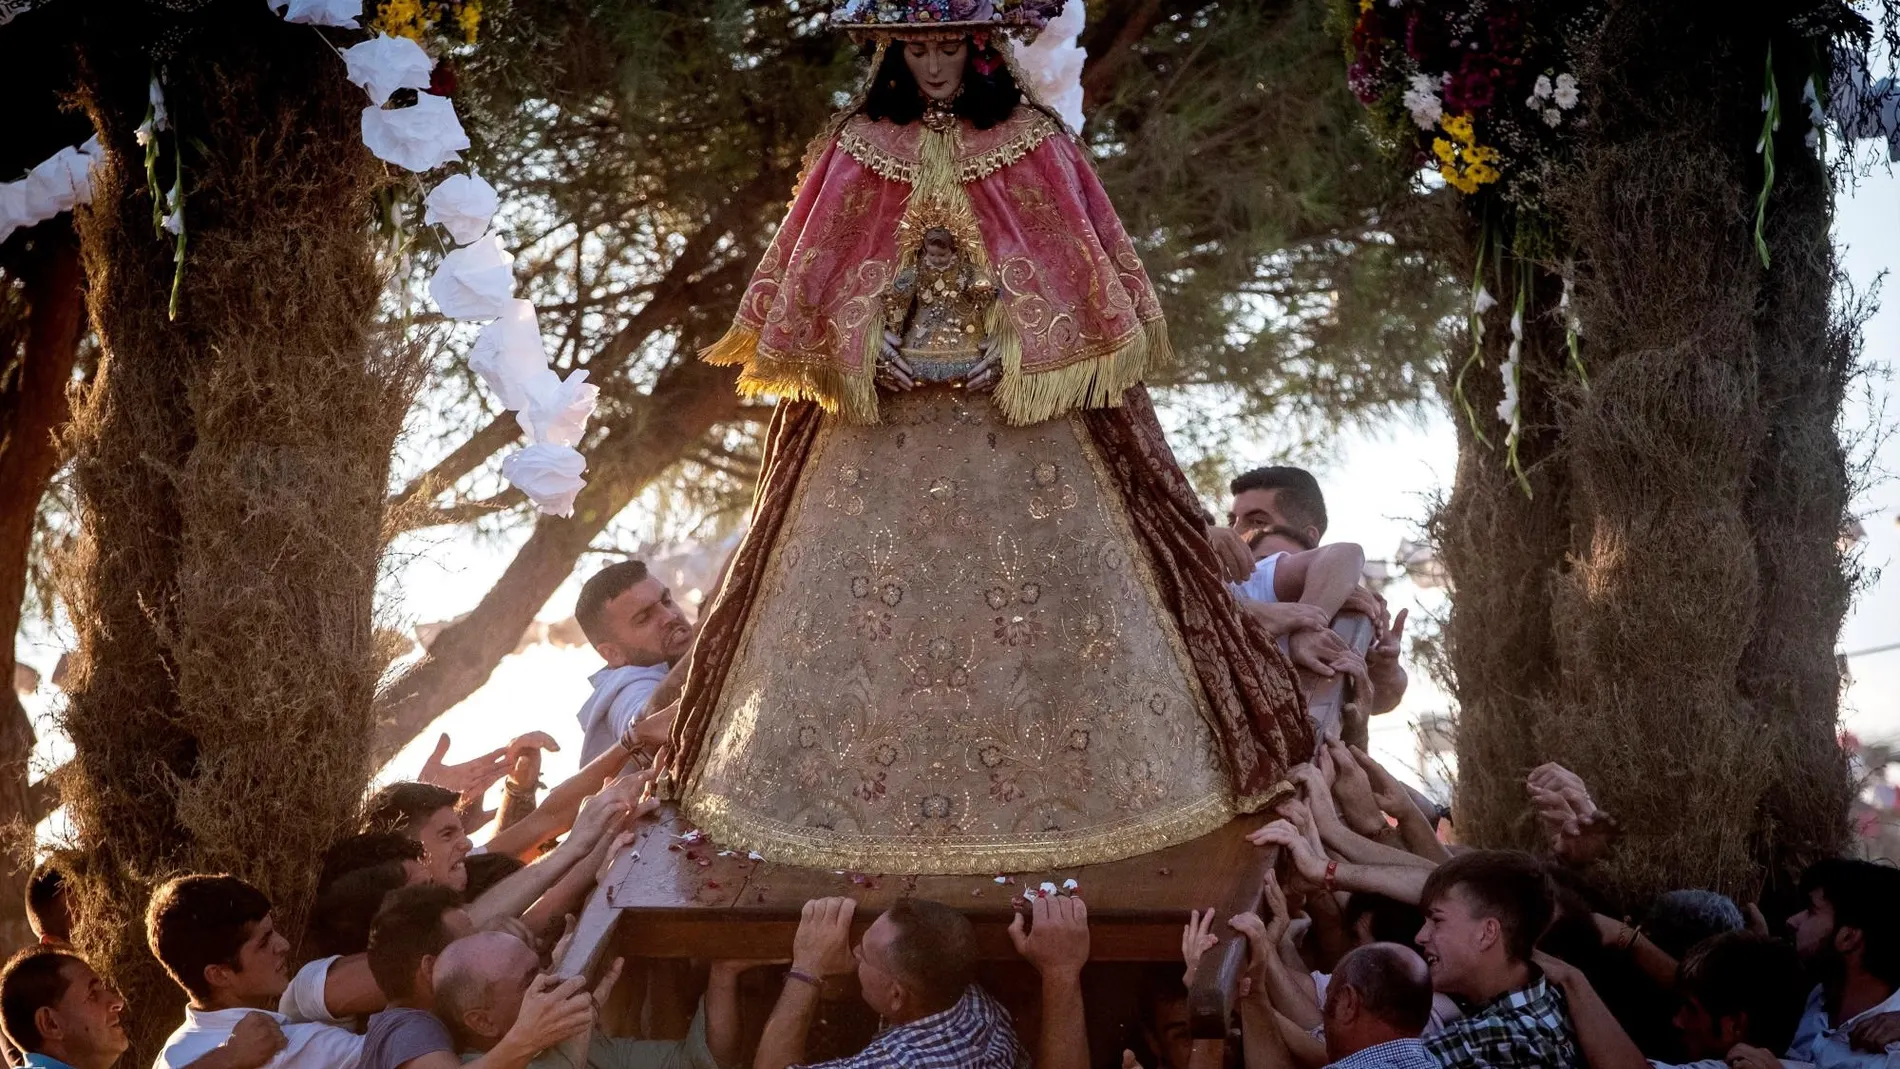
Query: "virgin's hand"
966 337 1000 392
876 329 916 392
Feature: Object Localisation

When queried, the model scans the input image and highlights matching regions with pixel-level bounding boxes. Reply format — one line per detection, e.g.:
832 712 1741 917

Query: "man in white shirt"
571 561 695 765
148 875 365 1069
1785 859 1900 1069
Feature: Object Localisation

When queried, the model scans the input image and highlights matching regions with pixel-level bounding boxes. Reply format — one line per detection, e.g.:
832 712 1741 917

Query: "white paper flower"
161 209 183 235
1532 74 1553 100
468 299 549 408
1403 74 1443 131
1061 878 1079 891
1543 107 1563 127
361 93 469 173
1474 287 1497 315
502 443 587 517
429 233 515 320
424 173 500 245
1496 359 1520 427
149 77 169 131
266 0 361 26
21 148 92 219
519 369 599 448
342 34 435 106
1552 73 1579 110
1012 0 1087 133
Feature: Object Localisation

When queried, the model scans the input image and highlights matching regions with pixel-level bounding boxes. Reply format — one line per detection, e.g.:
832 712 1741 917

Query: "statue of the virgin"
663 0 1313 875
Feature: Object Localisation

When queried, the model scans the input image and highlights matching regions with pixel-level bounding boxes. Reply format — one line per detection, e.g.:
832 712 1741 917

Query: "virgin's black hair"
862 38 1023 130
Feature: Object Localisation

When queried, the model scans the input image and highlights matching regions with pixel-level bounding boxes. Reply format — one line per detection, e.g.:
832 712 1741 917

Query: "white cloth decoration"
150 77 169 131
424 173 500 245
266 0 360 27
429 233 515 321
0 183 30 245
502 443 588 517
1013 0 1087 134
342 34 435 106
21 147 93 219
468 299 551 410
361 93 469 173
519 370 599 448
1828 47 1900 161
1496 357 1520 427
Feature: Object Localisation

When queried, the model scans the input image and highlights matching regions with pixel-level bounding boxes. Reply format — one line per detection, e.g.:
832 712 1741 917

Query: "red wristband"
1324 860 1339 892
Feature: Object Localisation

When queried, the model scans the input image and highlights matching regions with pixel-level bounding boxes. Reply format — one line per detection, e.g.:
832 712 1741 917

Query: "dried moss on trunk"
1440 6 1859 904
60 4 418 1055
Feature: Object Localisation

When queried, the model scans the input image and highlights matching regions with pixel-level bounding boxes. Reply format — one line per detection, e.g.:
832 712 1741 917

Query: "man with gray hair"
1246 942 1437 1069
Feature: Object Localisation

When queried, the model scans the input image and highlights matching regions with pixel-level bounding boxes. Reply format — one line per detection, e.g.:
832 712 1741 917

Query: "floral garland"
252 0 596 517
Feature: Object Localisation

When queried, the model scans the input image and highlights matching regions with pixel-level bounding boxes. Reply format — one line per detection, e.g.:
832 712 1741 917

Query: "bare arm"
1273 543 1366 620
317 954 385 1018
471 774 651 929
705 962 749 1069
485 741 637 861
1011 896 1091 1069
1595 914 1680 991
1534 954 1650 1069
754 978 820 1069
1238 997 1294 1069
521 830 631 945
1249 821 1432 907
757 898 855 1069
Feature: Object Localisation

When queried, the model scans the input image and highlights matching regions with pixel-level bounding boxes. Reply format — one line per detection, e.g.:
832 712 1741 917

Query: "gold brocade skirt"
681 387 1237 874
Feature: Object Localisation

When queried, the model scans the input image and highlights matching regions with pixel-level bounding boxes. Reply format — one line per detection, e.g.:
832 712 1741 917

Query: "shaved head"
432 932 538 1051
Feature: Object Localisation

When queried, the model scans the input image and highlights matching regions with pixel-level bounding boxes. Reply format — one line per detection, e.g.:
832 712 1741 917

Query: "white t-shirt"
1227 552 1287 605
277 957 347 1026
576 663 670 764
154 1006 363 1069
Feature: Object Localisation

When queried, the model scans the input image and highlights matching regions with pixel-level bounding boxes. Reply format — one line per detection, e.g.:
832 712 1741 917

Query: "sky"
14 165 1900 839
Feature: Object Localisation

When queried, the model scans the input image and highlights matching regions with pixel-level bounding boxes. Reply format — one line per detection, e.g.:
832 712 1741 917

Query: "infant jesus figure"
877 224 1002 391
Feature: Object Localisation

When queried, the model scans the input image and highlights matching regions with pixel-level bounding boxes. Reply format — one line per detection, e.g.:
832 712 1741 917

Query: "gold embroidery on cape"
839 110 1061 185
682 388 1237 874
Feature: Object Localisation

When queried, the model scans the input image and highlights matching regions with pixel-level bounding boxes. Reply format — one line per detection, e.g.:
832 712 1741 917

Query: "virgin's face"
903 39 968 102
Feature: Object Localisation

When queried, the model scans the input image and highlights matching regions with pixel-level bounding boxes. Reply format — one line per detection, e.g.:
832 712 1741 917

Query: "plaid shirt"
1330 1038 1441 1069
1424 975 1582 1069
793 985 1029 1069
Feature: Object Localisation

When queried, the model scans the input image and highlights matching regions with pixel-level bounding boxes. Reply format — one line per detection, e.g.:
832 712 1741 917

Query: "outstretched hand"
1180 908 1219 986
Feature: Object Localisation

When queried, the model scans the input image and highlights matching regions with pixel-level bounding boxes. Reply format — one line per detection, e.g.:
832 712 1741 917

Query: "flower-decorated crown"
832 0 1066 42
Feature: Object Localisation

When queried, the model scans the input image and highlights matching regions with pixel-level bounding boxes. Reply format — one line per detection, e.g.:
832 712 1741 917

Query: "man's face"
221 915 292 1006
854 914 902 1016
1416 885 1493 1000
594 578 691 669
1140 996 1192 1069
481 937 543 1043
1672 996 1743 1061
1788 889 1840 968
415 806 472 892
902 39 968 102
44 959 128 1069
1227 488 1314 558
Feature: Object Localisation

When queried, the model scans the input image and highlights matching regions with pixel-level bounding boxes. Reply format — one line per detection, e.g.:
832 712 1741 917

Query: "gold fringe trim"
682 786 1236 876
700 323 760 367
731 327 883 425
838 110 1059 186
992 315 1173 426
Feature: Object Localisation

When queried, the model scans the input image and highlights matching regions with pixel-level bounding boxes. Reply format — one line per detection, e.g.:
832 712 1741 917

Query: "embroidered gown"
666 102 1312 874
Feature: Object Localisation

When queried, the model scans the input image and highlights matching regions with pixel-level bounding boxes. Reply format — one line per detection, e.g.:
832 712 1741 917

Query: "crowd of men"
2 466 1896 1069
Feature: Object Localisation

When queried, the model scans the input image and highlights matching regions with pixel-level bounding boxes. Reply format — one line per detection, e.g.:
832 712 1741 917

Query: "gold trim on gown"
682 386 1239 874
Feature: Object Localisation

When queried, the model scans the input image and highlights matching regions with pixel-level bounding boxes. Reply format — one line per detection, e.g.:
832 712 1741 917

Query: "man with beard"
572 561 696 765
1784 859 1900 1068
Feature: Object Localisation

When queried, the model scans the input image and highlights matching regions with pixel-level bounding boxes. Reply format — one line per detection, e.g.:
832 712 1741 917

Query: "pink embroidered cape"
702 106 1171 426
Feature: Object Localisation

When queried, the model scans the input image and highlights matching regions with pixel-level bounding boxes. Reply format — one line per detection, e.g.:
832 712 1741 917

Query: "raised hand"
792 897 858 977
1206 525 1256 584
1340 585 1389 639
1009 895 1091 981
1239 600 1333 638
1349 745 1411 817
1180 908 1219 986
510 974 594 1051
1325 739 1388 837
1367 608 1408 670
1246 820 1329 886
419 733 511 795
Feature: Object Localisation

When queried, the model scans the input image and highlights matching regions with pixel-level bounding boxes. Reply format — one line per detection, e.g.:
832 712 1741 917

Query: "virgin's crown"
832 0 1065 42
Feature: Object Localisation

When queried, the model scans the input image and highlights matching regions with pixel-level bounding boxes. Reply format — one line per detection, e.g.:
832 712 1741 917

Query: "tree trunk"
63 4 410 1055
1444 7 1856 902
370 358 739 768
0 220 86 949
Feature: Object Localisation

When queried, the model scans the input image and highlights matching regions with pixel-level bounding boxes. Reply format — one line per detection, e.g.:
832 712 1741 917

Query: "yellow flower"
1432 138 1458 165
1466 162 1500 185
455 0 481 42
1466 144 1501 165
374 0 427 39
1440 112 1475 144
1358 0 1373 10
